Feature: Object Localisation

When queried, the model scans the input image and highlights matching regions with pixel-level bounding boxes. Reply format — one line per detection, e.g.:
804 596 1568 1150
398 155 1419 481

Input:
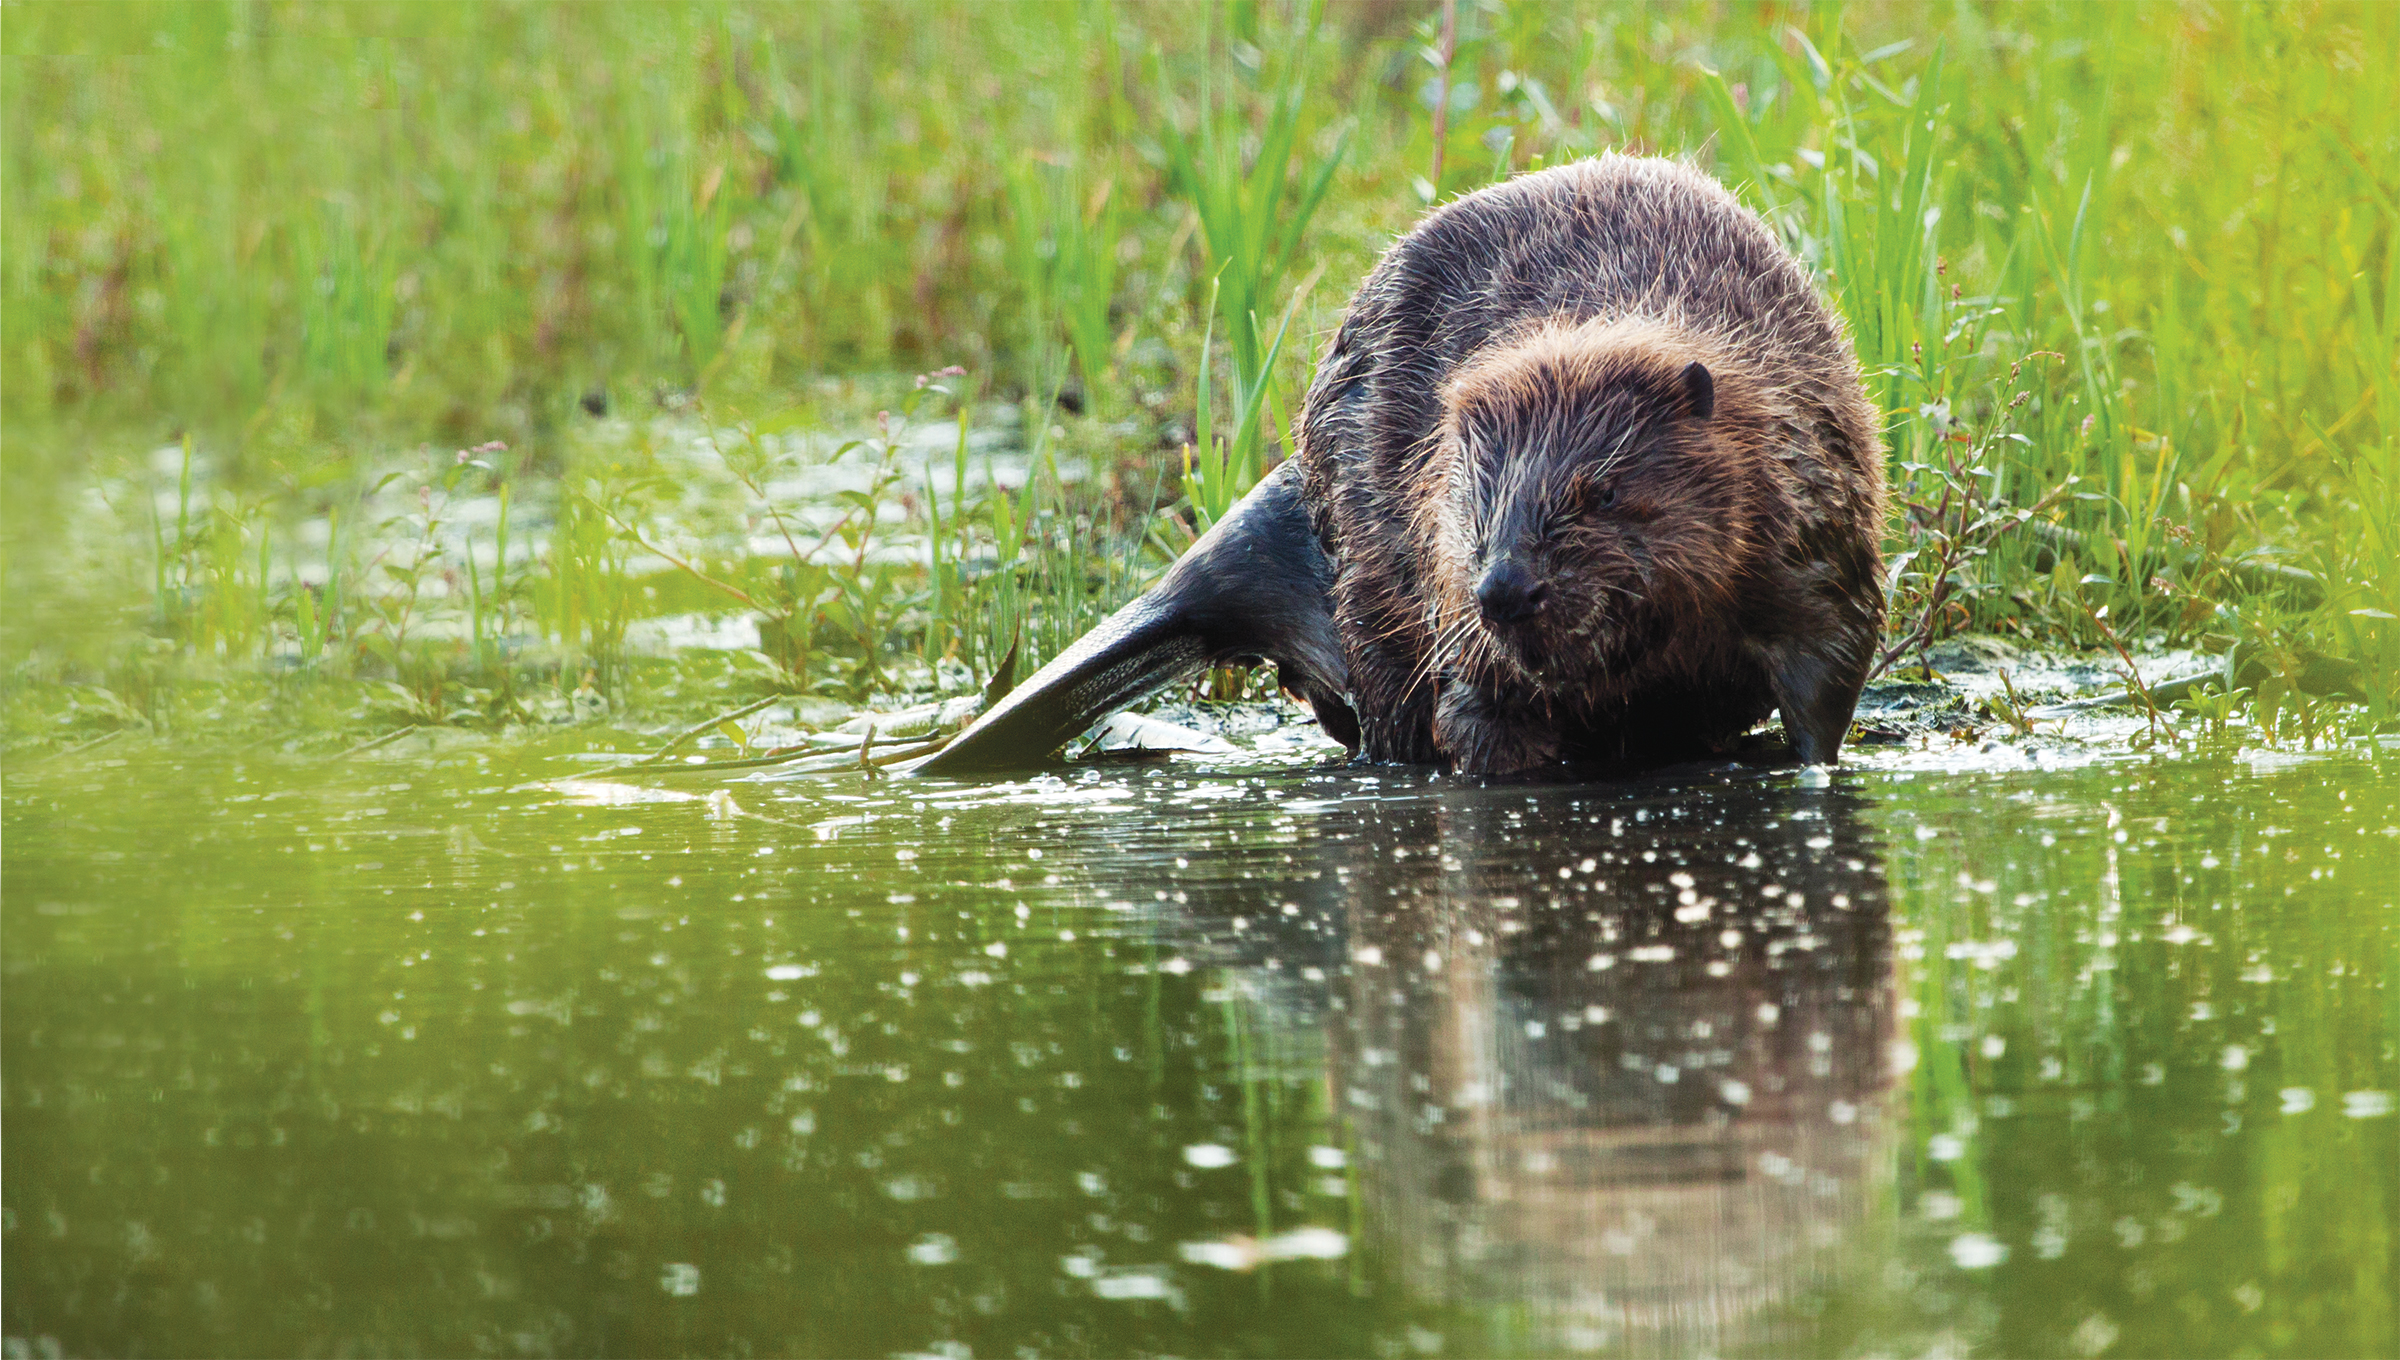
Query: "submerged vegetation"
5 1 2396 754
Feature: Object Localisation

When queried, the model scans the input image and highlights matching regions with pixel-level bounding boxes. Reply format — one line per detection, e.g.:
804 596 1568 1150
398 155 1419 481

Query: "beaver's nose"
1475 559 1548 624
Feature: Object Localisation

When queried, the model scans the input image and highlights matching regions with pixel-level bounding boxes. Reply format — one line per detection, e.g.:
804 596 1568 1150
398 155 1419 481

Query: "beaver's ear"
1680 361 1715 421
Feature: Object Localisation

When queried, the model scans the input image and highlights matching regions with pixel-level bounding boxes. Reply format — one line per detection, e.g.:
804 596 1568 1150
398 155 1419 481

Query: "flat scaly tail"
908 461 1357 775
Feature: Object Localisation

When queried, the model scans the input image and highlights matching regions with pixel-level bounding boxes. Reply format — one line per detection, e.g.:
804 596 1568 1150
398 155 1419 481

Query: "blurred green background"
4 0 2395 743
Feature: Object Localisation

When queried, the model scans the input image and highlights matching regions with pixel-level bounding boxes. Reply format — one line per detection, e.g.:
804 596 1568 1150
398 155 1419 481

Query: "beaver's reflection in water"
1252 772 1895 1352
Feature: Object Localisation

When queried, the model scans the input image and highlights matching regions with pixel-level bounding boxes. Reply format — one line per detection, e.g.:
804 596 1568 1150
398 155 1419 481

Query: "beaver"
918 155 1884 776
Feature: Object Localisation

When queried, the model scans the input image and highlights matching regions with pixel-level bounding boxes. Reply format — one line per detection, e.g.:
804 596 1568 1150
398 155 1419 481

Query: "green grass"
4 1 2395 748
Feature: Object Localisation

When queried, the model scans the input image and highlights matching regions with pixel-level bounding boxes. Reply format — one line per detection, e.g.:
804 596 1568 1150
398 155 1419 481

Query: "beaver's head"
1429 318 1762 689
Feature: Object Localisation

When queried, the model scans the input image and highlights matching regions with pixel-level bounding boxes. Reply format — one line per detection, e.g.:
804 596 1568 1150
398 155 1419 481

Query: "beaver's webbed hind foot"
1434 683 1560 775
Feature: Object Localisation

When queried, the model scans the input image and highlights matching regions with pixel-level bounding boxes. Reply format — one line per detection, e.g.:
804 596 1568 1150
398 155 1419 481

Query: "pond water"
6 741 2395 1357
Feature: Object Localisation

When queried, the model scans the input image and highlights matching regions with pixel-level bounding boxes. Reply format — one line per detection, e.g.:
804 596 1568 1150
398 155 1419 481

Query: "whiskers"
1397 597 1503 706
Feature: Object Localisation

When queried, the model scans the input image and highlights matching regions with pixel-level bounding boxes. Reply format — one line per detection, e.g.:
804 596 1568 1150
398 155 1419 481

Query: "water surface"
6 741 2395 1356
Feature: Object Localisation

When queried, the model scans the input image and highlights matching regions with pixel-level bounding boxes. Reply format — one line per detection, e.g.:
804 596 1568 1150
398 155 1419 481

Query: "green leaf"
1696 68 1772 208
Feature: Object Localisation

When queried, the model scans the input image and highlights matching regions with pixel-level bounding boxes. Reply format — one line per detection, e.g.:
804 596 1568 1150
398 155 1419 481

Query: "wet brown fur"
1297 155 1885 774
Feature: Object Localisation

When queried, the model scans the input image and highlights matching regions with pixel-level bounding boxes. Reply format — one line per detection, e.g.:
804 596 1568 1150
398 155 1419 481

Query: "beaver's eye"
1596 483 1619 511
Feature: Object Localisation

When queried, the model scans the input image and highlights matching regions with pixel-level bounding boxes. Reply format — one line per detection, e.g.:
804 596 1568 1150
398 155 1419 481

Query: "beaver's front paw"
1434 684 1559 775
